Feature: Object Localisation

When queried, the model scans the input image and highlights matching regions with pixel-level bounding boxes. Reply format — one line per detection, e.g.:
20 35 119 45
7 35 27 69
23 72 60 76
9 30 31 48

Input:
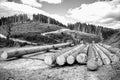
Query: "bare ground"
0 47 120 80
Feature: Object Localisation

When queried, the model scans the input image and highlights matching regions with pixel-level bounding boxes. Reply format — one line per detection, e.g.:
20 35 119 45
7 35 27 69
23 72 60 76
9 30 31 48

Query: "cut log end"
56 56 65 66
67 55 75 65
0 51 8 60
76 53 87 64
111 55 119 63
87 59 98 71
44 56 54 65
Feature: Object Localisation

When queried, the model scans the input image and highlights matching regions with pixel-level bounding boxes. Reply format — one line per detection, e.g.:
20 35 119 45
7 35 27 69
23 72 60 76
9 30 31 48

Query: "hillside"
0 14 104 47
68 22 117 40
0 22 65 47
105 31 120 48
0 21 101 48
0 22 63 36
42 29 101 43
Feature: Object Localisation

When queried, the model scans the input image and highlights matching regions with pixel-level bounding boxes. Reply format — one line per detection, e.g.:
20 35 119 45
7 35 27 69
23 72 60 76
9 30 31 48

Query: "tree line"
0 14 66 27
33 14 66 27
0 14 29 26
67 22 117 40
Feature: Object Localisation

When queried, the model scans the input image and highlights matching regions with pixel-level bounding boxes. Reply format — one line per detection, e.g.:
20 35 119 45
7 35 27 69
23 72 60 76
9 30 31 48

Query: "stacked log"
56 44 85 65
96 44 119 63
76 44 89 64
92 45 103 67
94 44 111 65
66 44 86 64
87 44 98 70
44 47 73 66
0 41 120 71
0 42 72 60
99 43 120 55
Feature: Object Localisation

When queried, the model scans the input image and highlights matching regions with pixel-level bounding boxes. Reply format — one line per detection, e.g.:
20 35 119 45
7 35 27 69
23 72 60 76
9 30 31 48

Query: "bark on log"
94 44 111 65
76 45 89 64
96 44 119 63
0 42 72 60
66 44 86 65
99 43 120 55
87 44 98 71
44 47 73 66
56 44 85 66
92 44 103 67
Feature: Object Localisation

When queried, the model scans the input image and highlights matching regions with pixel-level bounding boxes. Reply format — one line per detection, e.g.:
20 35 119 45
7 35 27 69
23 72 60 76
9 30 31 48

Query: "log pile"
0 42 120 71
44 43 120 71
0 42 72 60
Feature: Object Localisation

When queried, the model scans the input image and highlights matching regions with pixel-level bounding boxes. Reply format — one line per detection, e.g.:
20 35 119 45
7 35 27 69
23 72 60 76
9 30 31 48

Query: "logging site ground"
0 20 120 80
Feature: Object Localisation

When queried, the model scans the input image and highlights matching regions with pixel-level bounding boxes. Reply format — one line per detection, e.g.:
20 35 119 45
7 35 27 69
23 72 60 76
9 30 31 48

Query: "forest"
0 14 118 41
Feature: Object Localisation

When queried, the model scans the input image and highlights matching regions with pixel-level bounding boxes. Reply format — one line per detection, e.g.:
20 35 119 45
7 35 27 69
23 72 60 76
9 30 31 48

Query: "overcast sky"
0 0 120 29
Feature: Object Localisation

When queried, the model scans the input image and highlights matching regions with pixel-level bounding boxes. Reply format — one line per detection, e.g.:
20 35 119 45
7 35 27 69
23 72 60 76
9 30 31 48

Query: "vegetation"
0 13 118 47
67 22 118 40
0 14 66 28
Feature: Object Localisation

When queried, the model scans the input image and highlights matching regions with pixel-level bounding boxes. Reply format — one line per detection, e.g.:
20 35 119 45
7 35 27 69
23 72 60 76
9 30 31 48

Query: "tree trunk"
87 44 98 71
96 44 119 63
0 42 71 60
66 44 86 64
94 44 110 65
56 44 84 65
76 44 89 64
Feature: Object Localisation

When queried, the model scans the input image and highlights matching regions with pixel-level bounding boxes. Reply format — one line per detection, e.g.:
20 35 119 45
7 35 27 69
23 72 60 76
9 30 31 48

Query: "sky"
0 0 120 29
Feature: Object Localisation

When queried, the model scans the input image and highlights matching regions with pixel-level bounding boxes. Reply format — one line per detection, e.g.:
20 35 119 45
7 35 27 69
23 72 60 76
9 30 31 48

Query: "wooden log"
0 42 72 60
94 44 111 65
87 44 98 71
99 43 120 54
66 44 86 65
56 44 85 66
96 44 119 63
92 44 103 67
76 45 89 64
44 47 73 66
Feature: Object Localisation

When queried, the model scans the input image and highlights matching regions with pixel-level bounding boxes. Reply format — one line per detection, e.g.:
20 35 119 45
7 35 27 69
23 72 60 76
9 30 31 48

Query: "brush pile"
44 43 120 71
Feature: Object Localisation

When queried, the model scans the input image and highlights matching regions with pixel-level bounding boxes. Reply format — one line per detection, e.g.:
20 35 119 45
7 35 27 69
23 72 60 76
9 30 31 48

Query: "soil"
0 47 120 80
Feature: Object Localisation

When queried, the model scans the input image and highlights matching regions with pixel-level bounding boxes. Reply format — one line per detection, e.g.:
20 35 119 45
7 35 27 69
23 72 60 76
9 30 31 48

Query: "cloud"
0 2 50 16
0 3 23 17
40 0 63 4
67 0 120 29
21 0 42 8
0 1 68 25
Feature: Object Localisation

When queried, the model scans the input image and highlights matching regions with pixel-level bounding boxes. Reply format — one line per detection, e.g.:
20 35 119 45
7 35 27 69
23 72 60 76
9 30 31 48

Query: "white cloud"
0 2 49 16
0 1 68 25
67 0 120 29
0 4 23 17
40 0 62 4
21 0 42 8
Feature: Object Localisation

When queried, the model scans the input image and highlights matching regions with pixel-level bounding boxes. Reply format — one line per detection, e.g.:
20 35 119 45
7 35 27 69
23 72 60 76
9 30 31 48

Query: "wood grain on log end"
67 55 75 65
76 53 87 64
56 55 65 66
44 56 54 65
0 51 8 60
87 59 98 71
111 55 119 63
